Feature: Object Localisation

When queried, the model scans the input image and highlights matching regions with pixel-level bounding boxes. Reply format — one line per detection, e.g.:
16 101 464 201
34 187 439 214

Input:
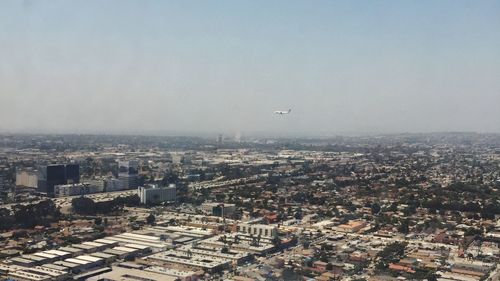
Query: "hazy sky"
0 1 499 136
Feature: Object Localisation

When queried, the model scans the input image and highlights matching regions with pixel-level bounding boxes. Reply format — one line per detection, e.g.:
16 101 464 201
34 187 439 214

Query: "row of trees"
421 199 499 219
71 194 140 215
368 198 499 220
0 200 61 229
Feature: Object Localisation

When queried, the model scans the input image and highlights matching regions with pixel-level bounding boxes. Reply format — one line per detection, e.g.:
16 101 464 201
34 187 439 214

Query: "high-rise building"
118 174 140 190
65 164 80 184
37 164 80 196
38 165 66 194
118 160 139 190
138 184 176 205
16 169 38 188
118 160 138 176
105 178 123 192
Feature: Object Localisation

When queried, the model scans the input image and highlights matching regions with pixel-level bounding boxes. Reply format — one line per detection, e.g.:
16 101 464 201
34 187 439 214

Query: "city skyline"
1 2 499 278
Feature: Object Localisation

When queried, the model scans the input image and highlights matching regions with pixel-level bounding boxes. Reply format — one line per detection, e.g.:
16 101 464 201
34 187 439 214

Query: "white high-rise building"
16 170 38 188
138 184 176 205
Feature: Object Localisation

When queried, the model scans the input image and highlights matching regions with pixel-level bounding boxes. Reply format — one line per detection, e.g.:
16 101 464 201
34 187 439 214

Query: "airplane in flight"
274 109 292 115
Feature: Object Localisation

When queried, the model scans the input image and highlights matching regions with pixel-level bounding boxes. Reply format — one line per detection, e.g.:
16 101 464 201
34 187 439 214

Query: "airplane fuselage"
274 109 291 115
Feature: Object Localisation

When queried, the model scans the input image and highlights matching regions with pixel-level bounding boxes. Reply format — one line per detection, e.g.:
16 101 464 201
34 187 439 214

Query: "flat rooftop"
86 266 178 281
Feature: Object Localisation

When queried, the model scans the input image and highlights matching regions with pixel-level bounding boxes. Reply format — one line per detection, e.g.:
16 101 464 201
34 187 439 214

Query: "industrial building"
236 223 278 238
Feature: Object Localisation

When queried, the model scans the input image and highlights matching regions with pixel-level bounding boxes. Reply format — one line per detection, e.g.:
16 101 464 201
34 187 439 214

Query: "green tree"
71 197 96 215
398 219 410 234
146 214 156 225
282 268 302 280
94 217 103 225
